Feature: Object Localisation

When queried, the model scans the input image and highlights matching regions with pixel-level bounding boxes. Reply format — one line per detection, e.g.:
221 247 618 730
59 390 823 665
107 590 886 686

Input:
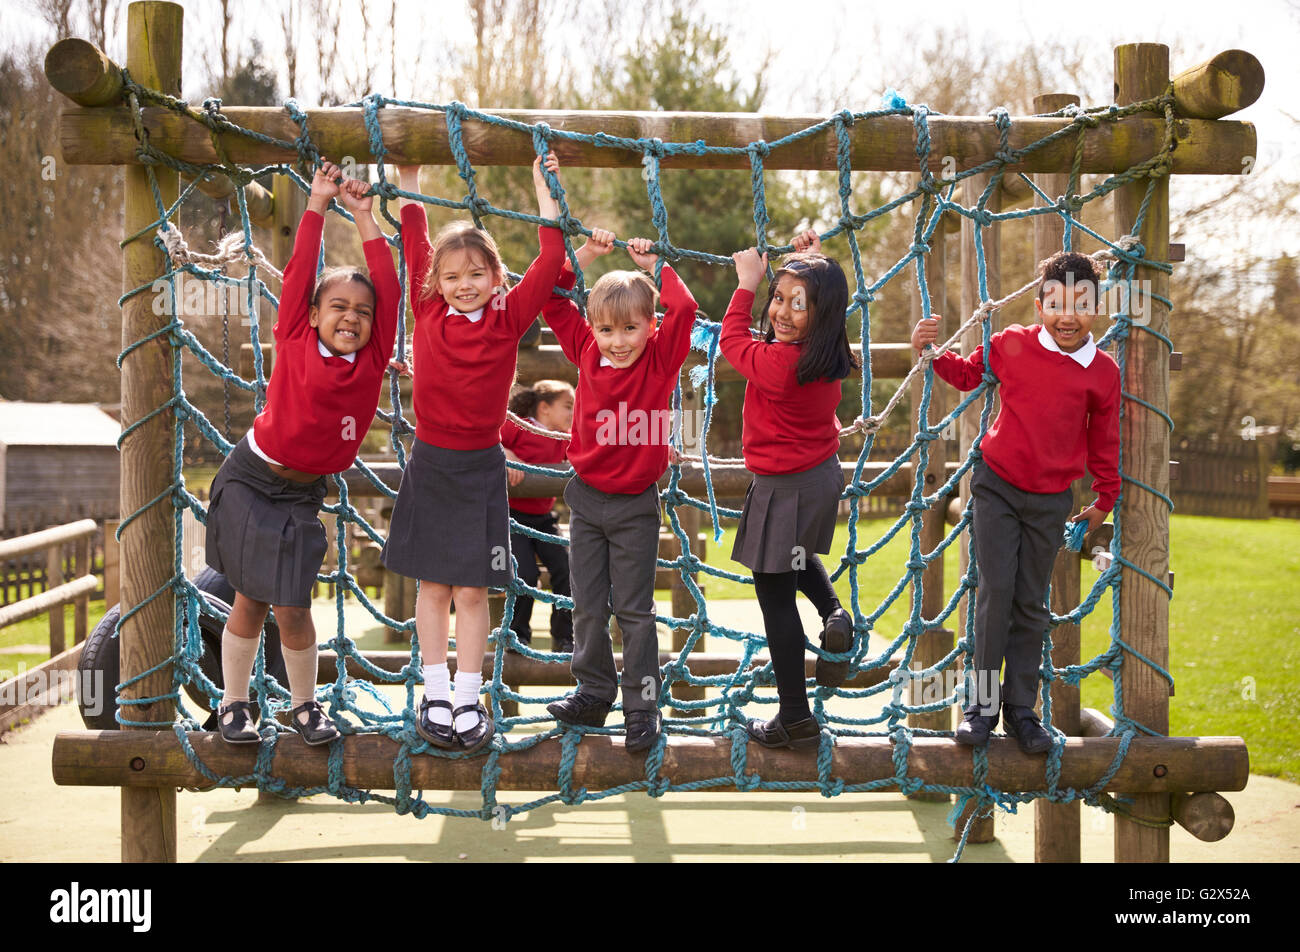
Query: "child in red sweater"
383 154 568 754
207 160 400 746
724 232 859 750
541 228 699 754
501 380 575 652
911 251 1119 753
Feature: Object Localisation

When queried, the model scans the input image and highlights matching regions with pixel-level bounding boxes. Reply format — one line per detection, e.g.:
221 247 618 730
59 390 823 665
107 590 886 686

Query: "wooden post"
1032 93 1083 863
103 519 120 607
46 545 65 656
908 203 952 804
670 384 705 718
1113 42 1172 864
954 171 1000 844
119 0 183 863
74 534 91 643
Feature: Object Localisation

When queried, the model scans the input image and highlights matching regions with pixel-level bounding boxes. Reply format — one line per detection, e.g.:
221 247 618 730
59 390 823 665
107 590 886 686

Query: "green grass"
699 512 1300 782
0 601 110 678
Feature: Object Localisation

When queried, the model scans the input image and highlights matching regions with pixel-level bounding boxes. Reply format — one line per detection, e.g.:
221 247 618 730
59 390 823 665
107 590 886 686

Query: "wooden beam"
119 0 182 865
318 651 898 687
44 37 124 106
1114 41 1173 865
1172 50 1265 119
0 519 98 560
0 642 85 734
51 731 1251 794
335 459 953 501
1169 791 1235 842
0 575 98 629
58 106 1256 176
1033 92 1083 864
181 170 274 228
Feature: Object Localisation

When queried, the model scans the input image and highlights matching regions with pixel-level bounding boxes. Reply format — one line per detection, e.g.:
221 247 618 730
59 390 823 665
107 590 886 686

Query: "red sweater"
500 417 569 514
932 323 1121 511
252 210 400 474
719 288 844 475
542 266 698 494
402 204 566 449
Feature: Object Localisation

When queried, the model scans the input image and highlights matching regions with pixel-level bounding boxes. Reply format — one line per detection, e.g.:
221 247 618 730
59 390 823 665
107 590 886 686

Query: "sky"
6 0 1299 264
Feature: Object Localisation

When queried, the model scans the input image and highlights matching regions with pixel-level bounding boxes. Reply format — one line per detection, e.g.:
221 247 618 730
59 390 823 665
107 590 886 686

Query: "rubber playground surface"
3 598 1296 863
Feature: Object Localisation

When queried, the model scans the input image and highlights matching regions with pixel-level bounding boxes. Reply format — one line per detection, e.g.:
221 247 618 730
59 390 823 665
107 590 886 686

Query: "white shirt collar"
599 355 614 368
452 306 486 324
1037 325 1096 368
317 338 357 363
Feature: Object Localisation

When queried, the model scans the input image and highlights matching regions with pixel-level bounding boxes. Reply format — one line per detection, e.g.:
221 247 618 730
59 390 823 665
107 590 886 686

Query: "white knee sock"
454 671 484 732
424 663 452 726
281 643 319 710
220 628 259 708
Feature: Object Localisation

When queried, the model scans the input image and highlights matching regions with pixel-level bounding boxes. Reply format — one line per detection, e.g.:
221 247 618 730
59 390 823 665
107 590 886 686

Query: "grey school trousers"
563 474 663 712
968 460 1074 713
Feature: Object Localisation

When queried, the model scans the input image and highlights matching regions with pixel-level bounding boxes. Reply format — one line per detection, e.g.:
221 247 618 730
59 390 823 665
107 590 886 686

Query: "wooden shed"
0 402 121 534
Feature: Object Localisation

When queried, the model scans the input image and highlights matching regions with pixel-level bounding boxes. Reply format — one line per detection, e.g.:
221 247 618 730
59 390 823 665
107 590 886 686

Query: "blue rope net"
109 77 1178 861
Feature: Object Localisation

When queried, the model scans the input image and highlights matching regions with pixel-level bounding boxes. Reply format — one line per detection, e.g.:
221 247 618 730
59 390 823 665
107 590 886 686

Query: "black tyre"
76 570 290 730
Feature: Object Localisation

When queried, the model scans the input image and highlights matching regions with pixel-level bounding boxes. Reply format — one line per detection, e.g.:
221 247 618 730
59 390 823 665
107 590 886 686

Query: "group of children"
205 151 1120 758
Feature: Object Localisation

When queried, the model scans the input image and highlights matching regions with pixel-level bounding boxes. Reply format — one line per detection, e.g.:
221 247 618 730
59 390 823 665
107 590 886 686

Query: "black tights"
752 554 841 724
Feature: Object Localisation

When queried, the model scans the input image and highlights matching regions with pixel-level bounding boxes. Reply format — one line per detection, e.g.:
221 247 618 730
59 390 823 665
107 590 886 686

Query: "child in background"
911 250 1118 754
501 380 575 653
383 154 568 754
207 161 399 745
723 231 858 750
541 228 699 754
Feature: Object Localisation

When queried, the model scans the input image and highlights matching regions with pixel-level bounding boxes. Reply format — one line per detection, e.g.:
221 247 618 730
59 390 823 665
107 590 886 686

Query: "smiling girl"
206 160 399 746
723 230 860 749
382 154 568 754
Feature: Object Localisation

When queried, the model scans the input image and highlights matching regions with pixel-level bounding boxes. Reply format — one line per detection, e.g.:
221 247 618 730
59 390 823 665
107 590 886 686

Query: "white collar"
1037 325 1096 368
318 338 357 363
599 355 614 368
452 306 486 324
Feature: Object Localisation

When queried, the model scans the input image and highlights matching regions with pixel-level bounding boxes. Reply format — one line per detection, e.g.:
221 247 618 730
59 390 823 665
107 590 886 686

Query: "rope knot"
749 140 770 159
970 207 994 227
994 149 1018 166
836 108 855 126
855 415 883 434
910 241 931 257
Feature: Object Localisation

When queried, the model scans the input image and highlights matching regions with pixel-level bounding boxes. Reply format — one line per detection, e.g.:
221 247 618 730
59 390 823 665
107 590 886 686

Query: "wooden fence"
1171 436 1272 519
0 511 108 606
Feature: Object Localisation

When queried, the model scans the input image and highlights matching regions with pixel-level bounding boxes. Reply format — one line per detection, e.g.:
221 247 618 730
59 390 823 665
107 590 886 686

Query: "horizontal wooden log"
181 171 274 227
336 460 954 501
1170 791 1235 842
59 106 1256 176
44 38 123 106
0 642 85 734
1172 50 1265 119
51 731 1250 793
243 341 918 382
0 519 98 561
0 575 99 628
1079 707 1114 738
319 651 896 687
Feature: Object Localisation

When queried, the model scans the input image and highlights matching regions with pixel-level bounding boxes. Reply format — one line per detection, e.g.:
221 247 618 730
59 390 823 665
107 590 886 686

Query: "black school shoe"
954 708 999 747
415 697 457 750
745 714 820 750
454 702 495 755
815 608 854 689
547 691 611 727
289 700 341 746
551 635 574 654
624 710 661 754
217 700 260 744
1002 704 1053 755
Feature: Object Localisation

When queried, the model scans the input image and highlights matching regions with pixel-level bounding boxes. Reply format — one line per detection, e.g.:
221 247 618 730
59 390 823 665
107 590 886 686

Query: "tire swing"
76 566 288 730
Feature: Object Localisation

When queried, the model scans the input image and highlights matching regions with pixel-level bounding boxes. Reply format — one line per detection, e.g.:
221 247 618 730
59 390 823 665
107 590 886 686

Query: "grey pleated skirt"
731 452 844 573
205 435 329 607
381 437 512 588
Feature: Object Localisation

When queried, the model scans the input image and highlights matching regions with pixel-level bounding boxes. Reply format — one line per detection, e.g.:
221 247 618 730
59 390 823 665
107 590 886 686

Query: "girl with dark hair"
722 230 860 749
206 160 400 746
501 380 575 653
